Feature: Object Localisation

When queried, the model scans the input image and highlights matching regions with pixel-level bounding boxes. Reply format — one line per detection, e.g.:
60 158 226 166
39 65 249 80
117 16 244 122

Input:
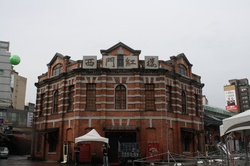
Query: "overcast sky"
1 0 250 109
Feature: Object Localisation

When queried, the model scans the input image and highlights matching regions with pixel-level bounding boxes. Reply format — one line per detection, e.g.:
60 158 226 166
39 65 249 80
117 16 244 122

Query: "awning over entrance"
37 128 59 134
103 126 139 131
181 127 203 134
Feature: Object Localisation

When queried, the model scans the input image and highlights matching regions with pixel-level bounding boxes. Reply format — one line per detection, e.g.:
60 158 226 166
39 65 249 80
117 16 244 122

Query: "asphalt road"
0 155 64 166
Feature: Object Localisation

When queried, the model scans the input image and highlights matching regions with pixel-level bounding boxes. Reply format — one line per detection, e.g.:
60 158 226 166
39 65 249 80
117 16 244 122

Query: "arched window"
52 90 59 113
182 91 187 114
195 94 199 116
68 85 74 112
40 93 45 116
115 85 126 109
178 64 187 76
52 63 63 76
166 85 172 112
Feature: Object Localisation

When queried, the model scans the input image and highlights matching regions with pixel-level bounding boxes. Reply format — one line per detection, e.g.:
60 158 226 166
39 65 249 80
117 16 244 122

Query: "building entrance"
105 131 136 163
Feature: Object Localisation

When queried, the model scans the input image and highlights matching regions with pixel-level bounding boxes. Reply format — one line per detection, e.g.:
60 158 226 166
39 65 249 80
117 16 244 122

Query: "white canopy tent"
220 109 250 136
219 109 250 165
75 129 109 144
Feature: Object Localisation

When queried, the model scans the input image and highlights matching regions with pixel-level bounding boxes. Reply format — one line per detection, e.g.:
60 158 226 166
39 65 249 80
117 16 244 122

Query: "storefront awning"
204 114 222 126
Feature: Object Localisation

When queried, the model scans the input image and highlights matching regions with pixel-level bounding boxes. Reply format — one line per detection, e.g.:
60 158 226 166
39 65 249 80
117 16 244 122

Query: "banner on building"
224 88 238 111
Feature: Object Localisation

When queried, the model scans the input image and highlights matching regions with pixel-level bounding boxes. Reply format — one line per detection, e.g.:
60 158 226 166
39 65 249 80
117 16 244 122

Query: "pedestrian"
102 144 108 166
74 146 80 166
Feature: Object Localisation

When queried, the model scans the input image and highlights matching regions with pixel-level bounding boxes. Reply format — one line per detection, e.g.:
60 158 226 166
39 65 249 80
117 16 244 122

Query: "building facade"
224 78 250 113
32 42 205 163
0 41 12 108
11 70 27 110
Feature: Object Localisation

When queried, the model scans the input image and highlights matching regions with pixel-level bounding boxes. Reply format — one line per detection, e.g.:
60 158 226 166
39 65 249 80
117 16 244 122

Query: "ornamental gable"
100 42 141 69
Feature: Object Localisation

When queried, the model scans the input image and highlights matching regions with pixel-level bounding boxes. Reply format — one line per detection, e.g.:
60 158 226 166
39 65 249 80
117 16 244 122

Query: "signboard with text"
83 56 97 69
145 56 159 69
225 89 238 111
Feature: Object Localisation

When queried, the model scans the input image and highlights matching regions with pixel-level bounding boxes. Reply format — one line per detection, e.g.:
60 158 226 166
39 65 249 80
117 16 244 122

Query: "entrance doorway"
105 131 136 163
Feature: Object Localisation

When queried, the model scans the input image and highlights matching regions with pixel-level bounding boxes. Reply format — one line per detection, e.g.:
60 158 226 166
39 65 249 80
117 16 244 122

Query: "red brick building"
32 42 205 163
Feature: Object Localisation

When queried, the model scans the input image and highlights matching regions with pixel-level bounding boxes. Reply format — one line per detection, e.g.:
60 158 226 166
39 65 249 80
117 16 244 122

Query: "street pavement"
1 155 249 166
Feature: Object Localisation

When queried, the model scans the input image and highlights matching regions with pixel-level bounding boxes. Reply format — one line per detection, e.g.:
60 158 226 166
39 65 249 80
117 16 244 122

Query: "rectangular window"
241 88 247 92
68 85 74 111
117 54 124 67
86 83 96 110
166 86 172 112
145 84 155 110
48 131 58 152
243 100 248 104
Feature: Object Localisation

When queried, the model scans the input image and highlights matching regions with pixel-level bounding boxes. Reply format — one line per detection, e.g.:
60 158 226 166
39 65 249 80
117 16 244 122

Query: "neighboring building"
0 41 27 110
0 41 33 154
32 42 205 163
202 95 209 105
0 104 34 154
11 70 27 110
203 105 235 144
224 78 250 113
203 105 242 153
0 41 12 108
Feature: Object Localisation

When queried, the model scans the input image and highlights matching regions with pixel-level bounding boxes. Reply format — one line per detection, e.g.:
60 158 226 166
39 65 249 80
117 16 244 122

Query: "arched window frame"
178 64 187 76
115 84 126 109
166 85 172 112
52 63 63 76
182 90 187 114
195 94 199 116
52 90 59 113
68 85 74 112
40 93 45 116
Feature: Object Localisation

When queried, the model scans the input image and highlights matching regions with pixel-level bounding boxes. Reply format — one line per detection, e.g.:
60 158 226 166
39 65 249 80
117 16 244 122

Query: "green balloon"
9 55 21 65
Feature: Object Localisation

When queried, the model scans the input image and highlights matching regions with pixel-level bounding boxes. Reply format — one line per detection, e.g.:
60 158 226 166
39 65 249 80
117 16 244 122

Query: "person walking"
102 144 108 166
74 146 80 166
